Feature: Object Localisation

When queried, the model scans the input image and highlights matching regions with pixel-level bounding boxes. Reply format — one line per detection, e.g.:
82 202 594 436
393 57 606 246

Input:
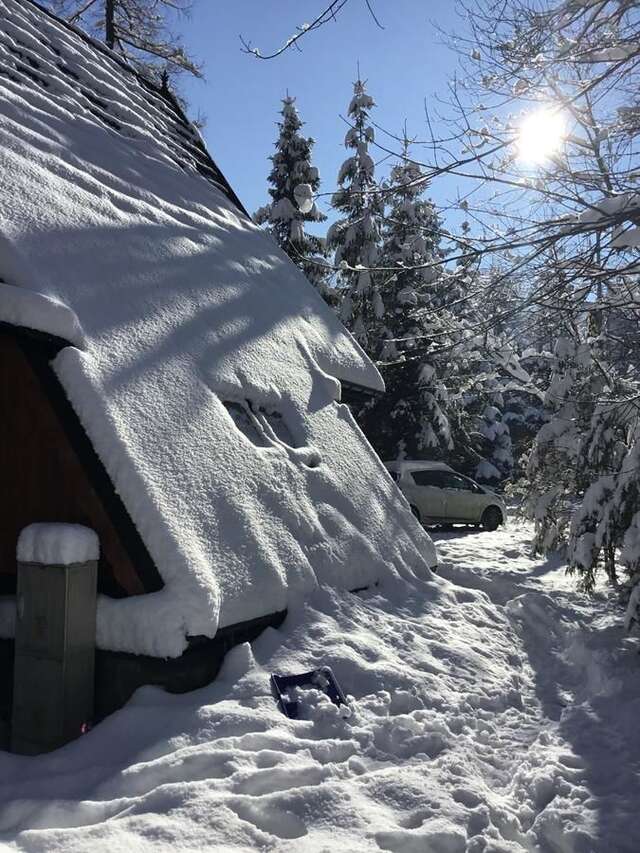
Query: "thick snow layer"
611 225 640 249
293 183 314 214
578 191 639 225
475 459 502 482
0 1 436 656
0 524 638 851
17 523 100 565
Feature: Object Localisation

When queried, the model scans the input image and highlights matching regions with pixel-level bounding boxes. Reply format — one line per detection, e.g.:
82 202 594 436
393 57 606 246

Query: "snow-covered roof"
0 0 436 656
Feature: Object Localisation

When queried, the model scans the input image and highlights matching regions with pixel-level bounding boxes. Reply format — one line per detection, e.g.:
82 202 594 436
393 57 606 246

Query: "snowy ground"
1 522 639 852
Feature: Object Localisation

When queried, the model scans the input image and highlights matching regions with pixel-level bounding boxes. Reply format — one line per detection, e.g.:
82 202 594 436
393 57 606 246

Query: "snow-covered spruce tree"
436 262 521 484
439 333 489 476
254 96 328 293
359 219 522 474
566 374 639 590
502 348 549 482
355 141 458 460
447 338 506 482
327 78 384 349
498 270 573 486
475 405 513 485
526 329 608 555
465 266 538 482
618 436 640 631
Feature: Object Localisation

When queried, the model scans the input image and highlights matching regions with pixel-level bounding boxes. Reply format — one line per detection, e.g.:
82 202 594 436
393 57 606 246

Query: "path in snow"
436 526 640 852
0 523 638 852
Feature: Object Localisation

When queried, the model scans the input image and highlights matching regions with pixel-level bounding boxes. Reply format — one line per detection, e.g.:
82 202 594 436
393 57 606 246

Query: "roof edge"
0 282 86 348
22 0 249 217
10 327 166 597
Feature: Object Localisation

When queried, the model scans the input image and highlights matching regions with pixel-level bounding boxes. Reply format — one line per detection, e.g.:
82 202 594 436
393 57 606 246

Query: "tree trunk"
105 0 115 49
605 543 617 587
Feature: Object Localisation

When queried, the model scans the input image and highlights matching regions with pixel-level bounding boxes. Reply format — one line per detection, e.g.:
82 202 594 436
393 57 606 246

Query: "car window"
440 473 473 490
410 469 447 487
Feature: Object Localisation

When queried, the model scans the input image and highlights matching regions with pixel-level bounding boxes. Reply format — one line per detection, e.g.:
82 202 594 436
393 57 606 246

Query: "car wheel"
410 505 421 522
481 506 502 532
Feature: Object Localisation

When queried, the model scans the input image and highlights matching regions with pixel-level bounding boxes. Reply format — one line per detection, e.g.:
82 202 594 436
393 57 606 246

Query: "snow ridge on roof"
0 0 434 657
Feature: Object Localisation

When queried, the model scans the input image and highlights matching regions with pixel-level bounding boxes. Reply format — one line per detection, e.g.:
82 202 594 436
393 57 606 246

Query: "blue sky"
178 1 467 222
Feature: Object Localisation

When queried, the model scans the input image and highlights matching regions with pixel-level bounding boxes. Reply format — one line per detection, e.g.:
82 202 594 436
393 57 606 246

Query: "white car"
385 461 506 531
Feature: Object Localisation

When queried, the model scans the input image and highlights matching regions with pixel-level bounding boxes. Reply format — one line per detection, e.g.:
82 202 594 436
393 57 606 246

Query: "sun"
518 108 565 164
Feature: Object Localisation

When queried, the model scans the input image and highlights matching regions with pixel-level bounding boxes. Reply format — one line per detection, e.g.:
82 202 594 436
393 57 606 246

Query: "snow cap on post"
17 523 100 566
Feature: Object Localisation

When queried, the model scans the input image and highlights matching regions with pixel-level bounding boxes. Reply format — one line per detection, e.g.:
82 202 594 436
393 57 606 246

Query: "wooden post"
11 524 98 755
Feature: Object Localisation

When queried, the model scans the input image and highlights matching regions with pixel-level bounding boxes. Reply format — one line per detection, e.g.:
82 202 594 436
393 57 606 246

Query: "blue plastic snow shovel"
270 666 348 719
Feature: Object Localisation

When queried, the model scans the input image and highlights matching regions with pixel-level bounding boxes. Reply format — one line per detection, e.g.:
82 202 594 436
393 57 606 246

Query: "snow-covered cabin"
0 0 436 715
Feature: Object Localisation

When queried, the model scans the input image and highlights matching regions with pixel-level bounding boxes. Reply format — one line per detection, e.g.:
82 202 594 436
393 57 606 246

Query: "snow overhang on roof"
0 0 432 658
0 282 86 347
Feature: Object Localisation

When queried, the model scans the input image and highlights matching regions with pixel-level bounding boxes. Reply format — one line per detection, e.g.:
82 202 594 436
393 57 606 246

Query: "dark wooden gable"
0 327 162 597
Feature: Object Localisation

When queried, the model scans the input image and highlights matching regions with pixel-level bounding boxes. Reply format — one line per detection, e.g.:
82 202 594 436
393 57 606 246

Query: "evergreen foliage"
354 141 457 460
327 79 385 349
254 96 328 292
567 373 639 590
438 266 519 483
526 332 606 554
475 405 513 484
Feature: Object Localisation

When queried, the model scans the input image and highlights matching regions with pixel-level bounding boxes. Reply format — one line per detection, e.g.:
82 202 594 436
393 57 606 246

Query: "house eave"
1 324 164 596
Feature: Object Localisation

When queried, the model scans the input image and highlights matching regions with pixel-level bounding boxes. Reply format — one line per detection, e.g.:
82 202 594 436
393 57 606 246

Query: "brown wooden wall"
0 331 146 596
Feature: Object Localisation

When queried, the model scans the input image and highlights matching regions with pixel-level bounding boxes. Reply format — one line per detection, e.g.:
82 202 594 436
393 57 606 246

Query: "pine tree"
502 348 550 482
327 78 384 349
474 405 513 484
254 96 328 291
356 141 457 460
447 333 500 479
438 263 518 482
378 141 446 358
526 330 606 555
351 141 521 471
567 372 638 589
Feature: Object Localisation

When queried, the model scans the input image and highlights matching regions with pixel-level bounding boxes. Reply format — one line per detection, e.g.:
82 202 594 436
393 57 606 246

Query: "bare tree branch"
239 0 384 60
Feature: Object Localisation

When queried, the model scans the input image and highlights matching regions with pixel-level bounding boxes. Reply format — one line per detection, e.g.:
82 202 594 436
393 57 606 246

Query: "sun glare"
518 108 565 164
